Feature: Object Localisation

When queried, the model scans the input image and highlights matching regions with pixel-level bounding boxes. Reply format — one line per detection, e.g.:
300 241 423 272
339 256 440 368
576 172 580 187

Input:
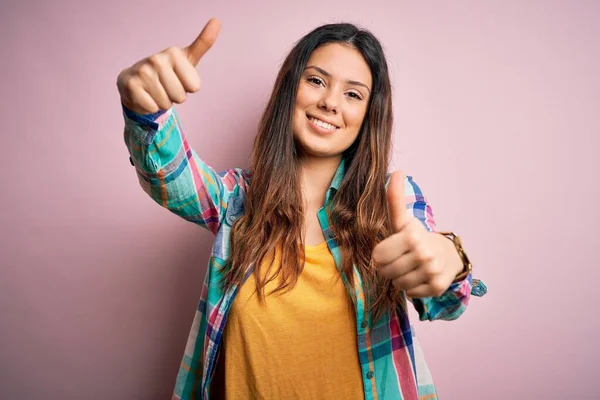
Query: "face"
292 43 372 160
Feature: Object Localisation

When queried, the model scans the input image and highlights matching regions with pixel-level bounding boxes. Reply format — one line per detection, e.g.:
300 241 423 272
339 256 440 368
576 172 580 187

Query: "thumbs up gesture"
372 172 465 298
117 18 221 114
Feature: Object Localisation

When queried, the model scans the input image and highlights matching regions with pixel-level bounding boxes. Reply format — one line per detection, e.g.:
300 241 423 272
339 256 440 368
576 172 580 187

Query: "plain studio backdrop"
1 0 598 399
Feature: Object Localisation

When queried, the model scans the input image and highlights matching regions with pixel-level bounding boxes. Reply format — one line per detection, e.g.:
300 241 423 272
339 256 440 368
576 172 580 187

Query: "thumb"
387 171 409 233
184 18 221 66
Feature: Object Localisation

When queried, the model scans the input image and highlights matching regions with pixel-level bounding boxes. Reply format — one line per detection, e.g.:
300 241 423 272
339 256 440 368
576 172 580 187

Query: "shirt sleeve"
402 175 488 322
122 104 250 235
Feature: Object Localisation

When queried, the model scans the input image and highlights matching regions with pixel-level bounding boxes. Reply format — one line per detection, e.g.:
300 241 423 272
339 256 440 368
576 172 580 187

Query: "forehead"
306 43 372 85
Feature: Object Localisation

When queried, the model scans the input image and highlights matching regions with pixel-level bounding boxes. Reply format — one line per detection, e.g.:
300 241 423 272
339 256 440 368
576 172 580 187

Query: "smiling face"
292 43 373 160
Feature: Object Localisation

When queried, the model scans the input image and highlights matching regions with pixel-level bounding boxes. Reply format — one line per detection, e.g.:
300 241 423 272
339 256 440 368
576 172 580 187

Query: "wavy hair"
220 23 401 323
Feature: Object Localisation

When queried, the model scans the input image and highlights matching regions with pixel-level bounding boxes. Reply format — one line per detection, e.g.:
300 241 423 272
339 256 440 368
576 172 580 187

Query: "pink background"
1 0 599 398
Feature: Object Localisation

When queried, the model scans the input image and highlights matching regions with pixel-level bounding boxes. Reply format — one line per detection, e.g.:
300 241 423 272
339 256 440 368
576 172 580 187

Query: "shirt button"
328 231 335 239
367 371 374 379
361 321 368 329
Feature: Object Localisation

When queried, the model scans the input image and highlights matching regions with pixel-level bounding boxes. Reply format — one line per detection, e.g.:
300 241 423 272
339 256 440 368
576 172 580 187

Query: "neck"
298 154 342 209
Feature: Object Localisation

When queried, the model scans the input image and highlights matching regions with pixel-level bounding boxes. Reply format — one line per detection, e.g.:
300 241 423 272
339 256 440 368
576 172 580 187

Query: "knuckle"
116 69 126 86
148 54 163 67
424 261 441 277
419 249 435 264
423 267 436 279
424 268 437 282
123 77 138 93
407 231 420 248
122 75 135 88
117 70 134 89
137 63 154 79
165 46 181 58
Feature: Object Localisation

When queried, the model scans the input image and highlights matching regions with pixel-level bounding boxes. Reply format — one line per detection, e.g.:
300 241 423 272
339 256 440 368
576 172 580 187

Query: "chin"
293 132 329 157
297 143 342 159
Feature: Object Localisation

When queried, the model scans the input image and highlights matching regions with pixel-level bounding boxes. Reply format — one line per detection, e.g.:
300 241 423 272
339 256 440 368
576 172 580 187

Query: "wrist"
445 237 464 277
436 232 472 282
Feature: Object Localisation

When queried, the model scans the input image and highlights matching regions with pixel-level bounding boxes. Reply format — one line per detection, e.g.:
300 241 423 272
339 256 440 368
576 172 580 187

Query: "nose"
317 88 339 114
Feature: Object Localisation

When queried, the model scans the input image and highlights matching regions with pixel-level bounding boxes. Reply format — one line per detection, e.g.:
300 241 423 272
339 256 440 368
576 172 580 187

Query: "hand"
116 18 221 114
372 171 464 298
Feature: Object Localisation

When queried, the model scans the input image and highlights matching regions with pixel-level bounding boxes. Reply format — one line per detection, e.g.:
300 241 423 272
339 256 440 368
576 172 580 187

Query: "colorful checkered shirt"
122 106 487 400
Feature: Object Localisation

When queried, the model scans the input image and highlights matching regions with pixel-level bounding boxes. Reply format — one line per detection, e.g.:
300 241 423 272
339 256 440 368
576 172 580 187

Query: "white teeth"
309 117 337 130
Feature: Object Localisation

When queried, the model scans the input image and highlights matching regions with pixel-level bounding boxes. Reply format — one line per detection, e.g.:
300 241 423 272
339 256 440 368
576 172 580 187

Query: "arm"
123 105 249 235
118 20 248 235
403 175 487 321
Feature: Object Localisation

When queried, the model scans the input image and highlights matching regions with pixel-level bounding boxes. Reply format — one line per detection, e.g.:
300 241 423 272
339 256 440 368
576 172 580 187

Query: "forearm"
122 106 244 233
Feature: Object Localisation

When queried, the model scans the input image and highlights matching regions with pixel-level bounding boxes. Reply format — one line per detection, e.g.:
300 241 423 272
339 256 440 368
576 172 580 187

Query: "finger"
158 67 187 104
392 268 428 292
184 18 221 66
387 171 409 233
379 251 420 280
173 53 202 93
405 284 430 299
405 279 448 299
120 76 160 114
372 232 411 265
373 218 425 265
129 88 160 114
144 74 172 111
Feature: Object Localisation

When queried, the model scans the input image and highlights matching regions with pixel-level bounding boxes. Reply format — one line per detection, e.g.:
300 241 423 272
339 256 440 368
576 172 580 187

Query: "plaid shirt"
123 106 487 400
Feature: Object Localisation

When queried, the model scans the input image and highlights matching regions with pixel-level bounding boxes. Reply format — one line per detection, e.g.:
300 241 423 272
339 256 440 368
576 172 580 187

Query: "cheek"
295 83 316 109
292 104 305 131
293 88 309 127
346 107 368 130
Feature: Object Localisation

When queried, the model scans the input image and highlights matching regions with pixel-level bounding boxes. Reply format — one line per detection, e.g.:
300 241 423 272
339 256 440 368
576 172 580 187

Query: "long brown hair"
219 23 401 324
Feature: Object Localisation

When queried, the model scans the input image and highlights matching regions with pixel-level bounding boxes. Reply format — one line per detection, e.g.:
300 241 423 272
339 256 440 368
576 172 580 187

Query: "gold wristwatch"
437 232 472 283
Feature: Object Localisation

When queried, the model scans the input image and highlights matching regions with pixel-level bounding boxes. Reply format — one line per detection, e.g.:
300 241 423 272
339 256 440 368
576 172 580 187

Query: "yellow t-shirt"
221 241 364 399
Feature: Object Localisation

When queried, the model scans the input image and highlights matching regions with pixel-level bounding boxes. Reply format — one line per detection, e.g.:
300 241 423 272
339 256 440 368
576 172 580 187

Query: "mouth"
306 114 340 132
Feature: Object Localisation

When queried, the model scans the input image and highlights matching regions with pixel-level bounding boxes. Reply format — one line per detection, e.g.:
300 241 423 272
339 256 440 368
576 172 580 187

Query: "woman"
118 18 486 400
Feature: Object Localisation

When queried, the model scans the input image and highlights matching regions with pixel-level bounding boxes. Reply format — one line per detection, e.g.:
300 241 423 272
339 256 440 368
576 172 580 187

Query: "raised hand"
372 171 464 298
116 18 221 114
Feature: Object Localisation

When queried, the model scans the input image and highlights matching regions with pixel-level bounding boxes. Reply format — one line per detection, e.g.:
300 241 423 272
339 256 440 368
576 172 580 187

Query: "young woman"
118 18 486 400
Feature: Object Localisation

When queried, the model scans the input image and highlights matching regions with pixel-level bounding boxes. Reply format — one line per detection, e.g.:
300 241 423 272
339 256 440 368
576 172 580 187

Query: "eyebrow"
305 65 371 94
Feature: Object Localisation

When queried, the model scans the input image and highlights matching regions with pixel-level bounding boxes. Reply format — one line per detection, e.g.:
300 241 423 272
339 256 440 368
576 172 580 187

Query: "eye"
346 91 363 101
307 76 325 86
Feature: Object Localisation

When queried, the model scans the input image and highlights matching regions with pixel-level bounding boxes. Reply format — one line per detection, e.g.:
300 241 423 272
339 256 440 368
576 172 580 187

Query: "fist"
116 18 221 114
372 172 463 298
